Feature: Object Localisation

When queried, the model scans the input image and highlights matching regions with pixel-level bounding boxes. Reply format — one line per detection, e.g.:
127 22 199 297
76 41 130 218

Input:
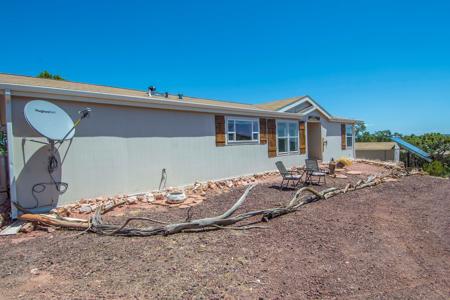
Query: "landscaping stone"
0 213 9 228
126 196 138 204
30 268 40 275
20 222 34 233
79 204 93 213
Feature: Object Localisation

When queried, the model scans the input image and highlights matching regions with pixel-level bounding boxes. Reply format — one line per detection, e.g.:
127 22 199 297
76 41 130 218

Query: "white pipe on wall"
4 89 18 219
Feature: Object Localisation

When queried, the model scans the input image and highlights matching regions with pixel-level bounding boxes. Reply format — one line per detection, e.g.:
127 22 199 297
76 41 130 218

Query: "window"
346 124 353 147
277 121 298 154
226 117 259 143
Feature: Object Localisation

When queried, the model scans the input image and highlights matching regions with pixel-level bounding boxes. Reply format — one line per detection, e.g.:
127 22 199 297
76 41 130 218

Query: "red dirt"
0 175 449 299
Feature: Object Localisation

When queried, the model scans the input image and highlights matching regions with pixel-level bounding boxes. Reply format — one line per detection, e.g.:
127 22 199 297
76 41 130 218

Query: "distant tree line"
36 71 65 81
355 123 450 177
0 72 65 155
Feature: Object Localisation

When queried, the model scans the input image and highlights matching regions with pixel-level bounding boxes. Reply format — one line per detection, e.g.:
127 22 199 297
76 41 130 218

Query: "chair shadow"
268 184 303 191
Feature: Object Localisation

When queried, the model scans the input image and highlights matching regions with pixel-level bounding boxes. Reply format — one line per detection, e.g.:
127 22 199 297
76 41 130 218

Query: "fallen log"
18 171 413 237
19 214 89 230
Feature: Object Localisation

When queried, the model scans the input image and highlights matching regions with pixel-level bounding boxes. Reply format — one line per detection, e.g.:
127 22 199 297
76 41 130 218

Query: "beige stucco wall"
11 96 309 210
9 95 355 211
356 150 396 161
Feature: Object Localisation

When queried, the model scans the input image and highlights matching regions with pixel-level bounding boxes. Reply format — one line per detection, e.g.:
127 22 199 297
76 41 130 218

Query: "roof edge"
0 82 308 119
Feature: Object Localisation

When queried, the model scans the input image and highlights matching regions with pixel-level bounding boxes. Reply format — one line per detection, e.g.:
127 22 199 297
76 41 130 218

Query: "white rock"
79 204 92 213
30 268 40 275
146 193 155 203
103 201 114 210
126 196 138 204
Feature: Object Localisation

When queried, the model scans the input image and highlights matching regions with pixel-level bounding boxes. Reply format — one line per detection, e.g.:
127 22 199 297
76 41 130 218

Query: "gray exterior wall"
9 95 354 210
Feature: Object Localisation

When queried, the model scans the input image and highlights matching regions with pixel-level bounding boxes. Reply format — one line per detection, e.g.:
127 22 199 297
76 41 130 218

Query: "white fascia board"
277 96 309 112
278 96 333 120
0 83 303 120
299 106 317 116
329 118 360 124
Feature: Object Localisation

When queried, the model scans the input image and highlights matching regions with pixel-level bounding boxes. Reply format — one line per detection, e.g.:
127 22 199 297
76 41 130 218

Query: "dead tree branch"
19 170 414 237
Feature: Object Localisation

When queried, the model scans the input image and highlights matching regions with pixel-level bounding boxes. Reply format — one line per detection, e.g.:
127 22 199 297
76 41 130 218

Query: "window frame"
346 124 353 148
225 116 260 145
276 120 299 155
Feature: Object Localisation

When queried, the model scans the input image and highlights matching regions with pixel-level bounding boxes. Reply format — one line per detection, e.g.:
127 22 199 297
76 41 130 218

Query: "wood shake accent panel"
299 121 306 154
267 119 277 157
259 118 267 144
341 124 346 150
215 115 225 146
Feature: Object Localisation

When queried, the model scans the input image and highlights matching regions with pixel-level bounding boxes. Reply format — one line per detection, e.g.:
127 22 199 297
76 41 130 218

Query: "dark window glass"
235 120 252 141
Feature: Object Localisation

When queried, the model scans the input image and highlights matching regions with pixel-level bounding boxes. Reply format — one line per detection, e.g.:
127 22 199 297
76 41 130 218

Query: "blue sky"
1 0 449 134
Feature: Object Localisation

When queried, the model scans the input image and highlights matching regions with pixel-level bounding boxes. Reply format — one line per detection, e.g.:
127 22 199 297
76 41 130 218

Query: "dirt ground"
0 174 449 299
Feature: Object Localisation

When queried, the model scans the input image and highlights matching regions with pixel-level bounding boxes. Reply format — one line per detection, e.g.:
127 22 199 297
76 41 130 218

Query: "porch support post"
305 121 309 159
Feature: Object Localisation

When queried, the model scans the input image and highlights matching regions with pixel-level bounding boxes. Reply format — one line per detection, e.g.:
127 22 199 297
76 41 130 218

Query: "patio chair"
275 161 302 190
304 159 327 185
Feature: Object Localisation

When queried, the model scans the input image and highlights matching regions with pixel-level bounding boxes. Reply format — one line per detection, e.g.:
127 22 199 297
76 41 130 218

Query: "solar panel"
390 136 432 162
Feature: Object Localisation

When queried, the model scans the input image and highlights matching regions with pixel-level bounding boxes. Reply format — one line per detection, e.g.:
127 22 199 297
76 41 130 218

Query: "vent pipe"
148 86 156 96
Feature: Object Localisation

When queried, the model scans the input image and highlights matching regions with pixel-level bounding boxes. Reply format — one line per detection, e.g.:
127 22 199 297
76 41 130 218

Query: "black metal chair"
304 159 327 185
275 161 302 189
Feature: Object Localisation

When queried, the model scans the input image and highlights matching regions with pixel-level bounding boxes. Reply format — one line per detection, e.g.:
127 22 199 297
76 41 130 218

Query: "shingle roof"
355 142 398 151
253 96 305 111
0 73 257 110
0 73 357 122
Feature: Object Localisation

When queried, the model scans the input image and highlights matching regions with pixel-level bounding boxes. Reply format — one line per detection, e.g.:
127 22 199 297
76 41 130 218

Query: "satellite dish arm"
57 107 92 149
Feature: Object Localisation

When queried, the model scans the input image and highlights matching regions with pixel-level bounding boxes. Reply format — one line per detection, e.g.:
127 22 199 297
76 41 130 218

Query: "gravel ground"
0 175 449 299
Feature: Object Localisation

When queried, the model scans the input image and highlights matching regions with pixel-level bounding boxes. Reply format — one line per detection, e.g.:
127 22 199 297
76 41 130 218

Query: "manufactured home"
0 74 358 217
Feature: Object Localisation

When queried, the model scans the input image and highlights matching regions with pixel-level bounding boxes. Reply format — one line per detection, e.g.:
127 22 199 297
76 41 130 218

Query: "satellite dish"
24 100 75 141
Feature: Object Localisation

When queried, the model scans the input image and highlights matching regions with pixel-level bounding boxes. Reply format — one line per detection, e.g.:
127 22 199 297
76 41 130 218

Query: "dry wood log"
343 183 351 194
18 171 415 237
19 214 89 230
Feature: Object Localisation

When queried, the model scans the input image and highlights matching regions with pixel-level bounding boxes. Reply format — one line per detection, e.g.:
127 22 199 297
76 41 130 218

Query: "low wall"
356 150 396 161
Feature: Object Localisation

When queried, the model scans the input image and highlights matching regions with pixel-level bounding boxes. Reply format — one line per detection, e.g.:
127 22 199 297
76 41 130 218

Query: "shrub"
423 161 449 178
0 131 6 155
336 157 352 168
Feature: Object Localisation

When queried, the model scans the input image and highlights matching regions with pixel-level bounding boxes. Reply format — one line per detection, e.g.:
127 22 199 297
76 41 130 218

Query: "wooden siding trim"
299 121 306 154
215 115 226 146
259 118 267 144
267 119 277 157
341 123 346 150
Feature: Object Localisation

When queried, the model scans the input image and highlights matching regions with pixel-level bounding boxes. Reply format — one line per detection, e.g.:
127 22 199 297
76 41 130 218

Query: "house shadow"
15 144 64 212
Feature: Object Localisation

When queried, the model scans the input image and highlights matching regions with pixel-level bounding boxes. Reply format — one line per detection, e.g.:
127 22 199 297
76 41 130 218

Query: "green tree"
0 130 6 155
355 122 367 140
354 126 449 177
423 161 449 177
403 133 450 170
36 71 65 81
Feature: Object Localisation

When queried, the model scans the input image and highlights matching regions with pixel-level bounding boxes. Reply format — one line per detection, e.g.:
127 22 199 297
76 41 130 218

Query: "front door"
307 122 322 160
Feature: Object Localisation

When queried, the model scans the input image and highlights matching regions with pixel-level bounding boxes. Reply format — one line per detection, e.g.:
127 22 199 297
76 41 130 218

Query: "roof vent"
148 86 156 96
148 86 182 100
